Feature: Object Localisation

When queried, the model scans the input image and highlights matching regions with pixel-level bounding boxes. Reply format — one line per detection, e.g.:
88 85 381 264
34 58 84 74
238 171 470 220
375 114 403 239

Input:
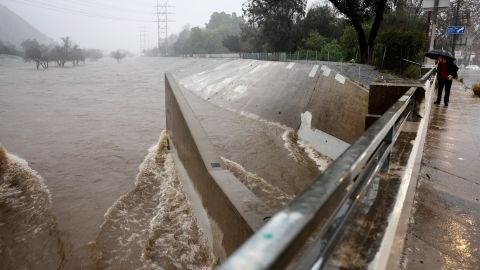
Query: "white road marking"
335 74 346 84
309 65 319 78
286 63 295 69
320 65 331 76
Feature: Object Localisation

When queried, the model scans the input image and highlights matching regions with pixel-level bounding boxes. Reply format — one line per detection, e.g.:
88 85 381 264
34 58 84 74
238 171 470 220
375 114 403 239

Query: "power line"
2 0 154 23
64 0 153 14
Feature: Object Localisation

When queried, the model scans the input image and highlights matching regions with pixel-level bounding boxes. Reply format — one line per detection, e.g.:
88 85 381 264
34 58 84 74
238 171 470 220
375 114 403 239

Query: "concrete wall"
165 73 271 261
304 66 369 144
179 60 369 145
366 82 426 129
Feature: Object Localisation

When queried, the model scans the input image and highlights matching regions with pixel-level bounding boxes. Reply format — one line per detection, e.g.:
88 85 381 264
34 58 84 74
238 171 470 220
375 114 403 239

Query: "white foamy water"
0 145 66 269
282 130 333 172
240 111 293 131
91 131 214 270
221 157 293 211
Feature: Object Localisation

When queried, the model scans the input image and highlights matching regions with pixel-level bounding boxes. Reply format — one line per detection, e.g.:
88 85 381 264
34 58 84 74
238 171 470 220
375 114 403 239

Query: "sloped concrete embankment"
165 73 272 262
179 59 369 158
166 59 371 263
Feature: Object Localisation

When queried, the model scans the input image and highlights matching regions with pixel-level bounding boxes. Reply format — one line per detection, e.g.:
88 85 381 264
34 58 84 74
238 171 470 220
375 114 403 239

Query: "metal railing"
218 68 436 270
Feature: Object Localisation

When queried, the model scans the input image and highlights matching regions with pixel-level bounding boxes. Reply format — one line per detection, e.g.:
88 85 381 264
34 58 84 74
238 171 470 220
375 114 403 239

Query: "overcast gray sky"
0 0 252 53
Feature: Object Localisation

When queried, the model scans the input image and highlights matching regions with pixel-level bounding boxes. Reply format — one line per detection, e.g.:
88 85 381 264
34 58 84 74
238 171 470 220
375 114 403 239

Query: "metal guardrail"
218 68 436 270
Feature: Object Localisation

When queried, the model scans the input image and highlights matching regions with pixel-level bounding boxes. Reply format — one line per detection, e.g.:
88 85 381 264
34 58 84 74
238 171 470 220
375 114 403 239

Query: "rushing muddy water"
0 57 217 268
0 57 333 269
0 145 66 270
92 131 214 270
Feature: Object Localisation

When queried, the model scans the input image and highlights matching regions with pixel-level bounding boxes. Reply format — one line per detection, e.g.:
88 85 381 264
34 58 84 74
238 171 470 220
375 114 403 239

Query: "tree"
327 0 388 63
304 31 328 51
301 4 344 41
207 12 243 36
340 26 360 61
59 37 72 67
47 45 64 66
21 39 48 70
240 24 264 52
86 49 103 61
243 0 307 51
223 35 240 52
434 0 480 64
173 26 193 55
0 41 21 56
190 27 206 54
71 45 85 66
170 13 243 55
110 50 126 63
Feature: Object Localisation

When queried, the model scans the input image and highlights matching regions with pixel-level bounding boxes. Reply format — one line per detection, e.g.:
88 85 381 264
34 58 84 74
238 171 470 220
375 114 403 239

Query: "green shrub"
473 84 480 96
402 64 421 79
294 44 344 62
376 29 425 71
304 31 327 51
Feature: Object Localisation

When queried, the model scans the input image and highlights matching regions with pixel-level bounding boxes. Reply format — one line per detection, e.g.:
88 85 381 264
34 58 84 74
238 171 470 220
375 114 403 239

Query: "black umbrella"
425 49 455 61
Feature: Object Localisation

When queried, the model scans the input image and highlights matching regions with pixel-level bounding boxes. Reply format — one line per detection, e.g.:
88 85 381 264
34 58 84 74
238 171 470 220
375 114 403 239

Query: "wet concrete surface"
324 131 417 270
293 60 402 88
180 86 321 197
402 80 480 270
458 69 480 88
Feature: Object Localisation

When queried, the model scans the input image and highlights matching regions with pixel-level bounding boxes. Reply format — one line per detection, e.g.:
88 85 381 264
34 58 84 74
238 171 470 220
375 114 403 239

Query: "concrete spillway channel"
163 59 371 264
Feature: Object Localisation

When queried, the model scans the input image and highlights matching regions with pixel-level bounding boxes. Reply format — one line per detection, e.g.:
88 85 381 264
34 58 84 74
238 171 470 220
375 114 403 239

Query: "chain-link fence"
239 50 344 63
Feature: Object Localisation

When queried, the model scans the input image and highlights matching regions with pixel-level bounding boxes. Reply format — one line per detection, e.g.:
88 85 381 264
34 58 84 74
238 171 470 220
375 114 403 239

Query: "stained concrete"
402 80 480 269
179 59 369 144
180 82 321 196
165 73 272 260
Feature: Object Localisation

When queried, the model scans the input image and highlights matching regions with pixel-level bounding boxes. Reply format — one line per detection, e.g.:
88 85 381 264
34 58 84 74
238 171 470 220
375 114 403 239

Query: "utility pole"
451 0 463 56
423 0 449 65
428 0 440 52
155 0 174 56
156 0 161 56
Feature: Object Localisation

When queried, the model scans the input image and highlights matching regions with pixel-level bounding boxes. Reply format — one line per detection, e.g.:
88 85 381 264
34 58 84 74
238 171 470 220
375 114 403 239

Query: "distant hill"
0 4 53 49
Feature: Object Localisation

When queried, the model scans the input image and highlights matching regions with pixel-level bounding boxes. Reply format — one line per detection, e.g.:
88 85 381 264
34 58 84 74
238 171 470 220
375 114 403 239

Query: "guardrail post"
380 128 393 173
407 94 416 121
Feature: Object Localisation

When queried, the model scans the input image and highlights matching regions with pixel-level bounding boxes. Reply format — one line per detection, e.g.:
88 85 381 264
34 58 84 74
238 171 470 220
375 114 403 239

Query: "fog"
0 0 247 53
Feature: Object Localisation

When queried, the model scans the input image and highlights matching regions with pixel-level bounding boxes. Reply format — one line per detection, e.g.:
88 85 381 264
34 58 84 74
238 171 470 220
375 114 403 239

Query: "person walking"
434 55 458 107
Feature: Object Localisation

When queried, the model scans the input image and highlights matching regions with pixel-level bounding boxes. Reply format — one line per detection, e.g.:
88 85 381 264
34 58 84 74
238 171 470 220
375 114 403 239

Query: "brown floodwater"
0 57 330 269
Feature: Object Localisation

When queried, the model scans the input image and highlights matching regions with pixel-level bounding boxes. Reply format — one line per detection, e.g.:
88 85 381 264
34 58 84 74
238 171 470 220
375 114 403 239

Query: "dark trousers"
436 79 452 104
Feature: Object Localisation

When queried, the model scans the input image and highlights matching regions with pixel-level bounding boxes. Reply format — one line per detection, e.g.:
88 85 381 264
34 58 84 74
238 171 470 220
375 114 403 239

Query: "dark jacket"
436 61 459 79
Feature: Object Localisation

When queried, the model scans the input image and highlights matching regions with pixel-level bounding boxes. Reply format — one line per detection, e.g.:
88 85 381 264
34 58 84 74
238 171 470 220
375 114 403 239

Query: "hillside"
0 4 53 48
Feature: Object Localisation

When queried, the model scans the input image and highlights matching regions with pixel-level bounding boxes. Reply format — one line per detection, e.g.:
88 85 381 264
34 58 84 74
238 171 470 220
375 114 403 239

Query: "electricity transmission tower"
138 26 147 54
155 0 174 56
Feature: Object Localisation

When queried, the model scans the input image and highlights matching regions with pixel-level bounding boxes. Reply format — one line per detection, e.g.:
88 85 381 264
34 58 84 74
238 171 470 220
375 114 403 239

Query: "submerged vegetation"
0 36 129 70
16 37 106 70
472 83 480 96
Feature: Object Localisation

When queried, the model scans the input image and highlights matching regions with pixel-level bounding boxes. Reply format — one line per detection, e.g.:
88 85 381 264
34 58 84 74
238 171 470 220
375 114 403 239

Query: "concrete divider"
165 73 272 261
